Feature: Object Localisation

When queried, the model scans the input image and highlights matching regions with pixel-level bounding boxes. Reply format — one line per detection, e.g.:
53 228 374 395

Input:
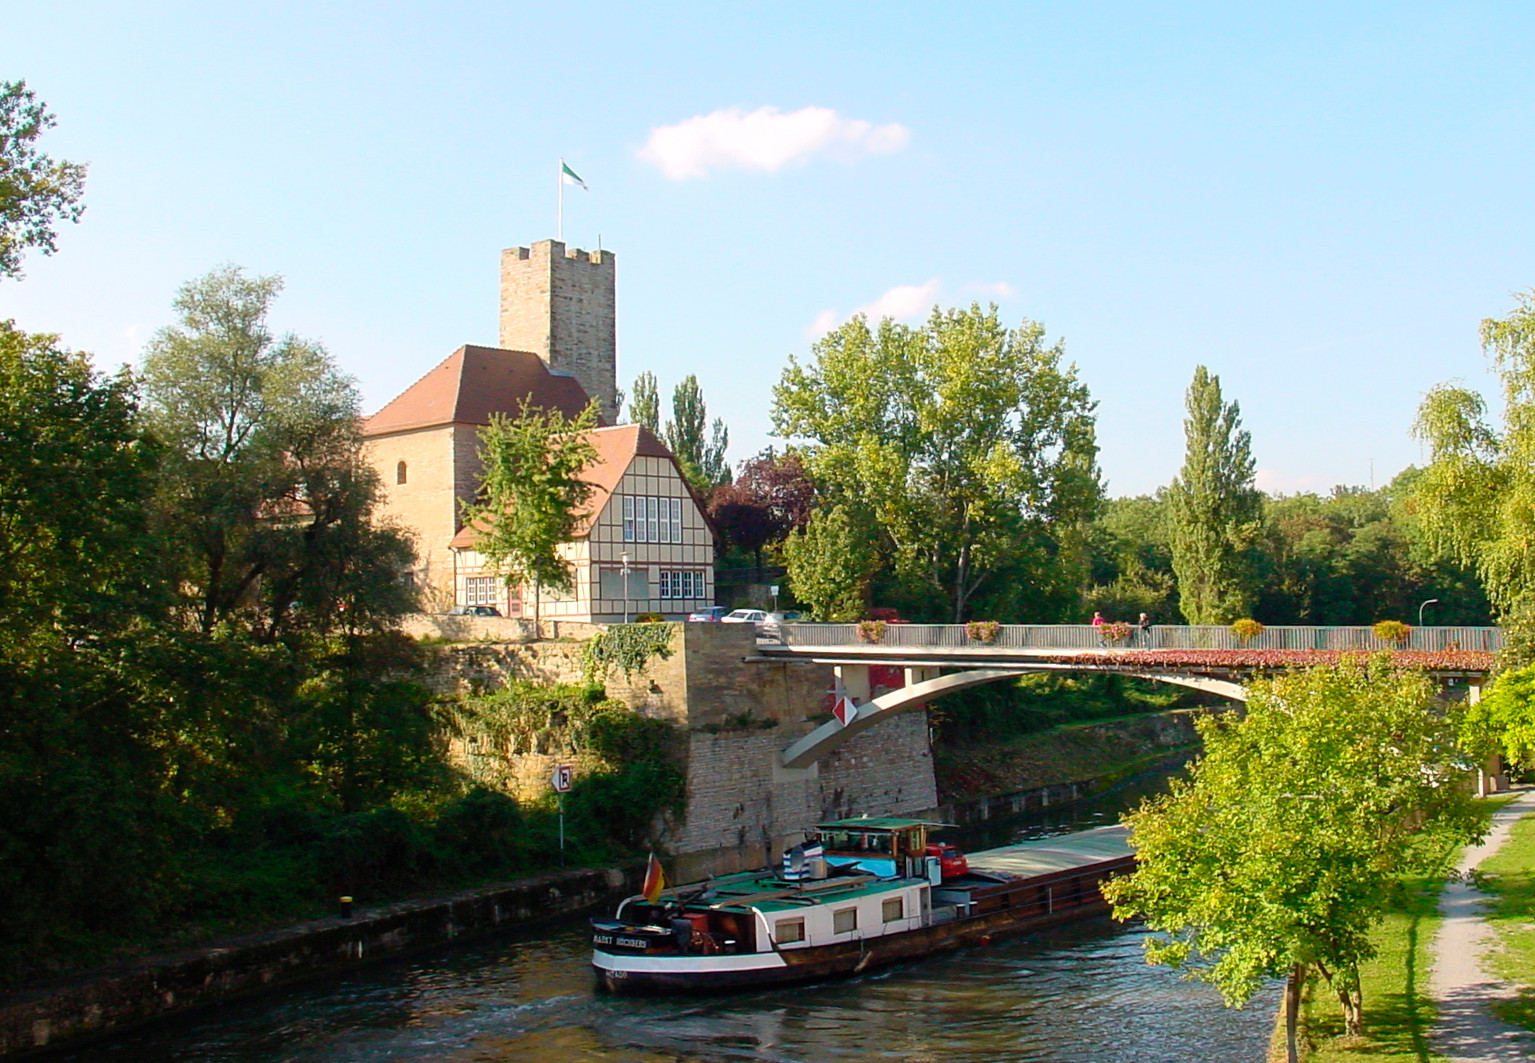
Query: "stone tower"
499 240 617 423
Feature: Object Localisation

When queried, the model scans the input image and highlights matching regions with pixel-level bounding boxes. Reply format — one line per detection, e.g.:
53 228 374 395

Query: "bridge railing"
779 623 1504 653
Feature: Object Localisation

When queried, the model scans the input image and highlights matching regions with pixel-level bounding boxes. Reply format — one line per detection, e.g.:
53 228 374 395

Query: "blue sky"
4 2 1533 496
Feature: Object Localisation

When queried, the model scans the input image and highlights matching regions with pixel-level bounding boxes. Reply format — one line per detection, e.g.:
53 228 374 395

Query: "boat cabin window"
882 897 904 922
833 907 858 933
775 918 805 944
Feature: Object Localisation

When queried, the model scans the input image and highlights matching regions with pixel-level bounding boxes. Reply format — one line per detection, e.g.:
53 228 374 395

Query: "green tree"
0 321 172 980
1167 366 1262 623
141 266 414 638
1104 658 1480 1063
783 504 875 620
774 305 1100 622
1462 662 1535 771
1412 290 1535 649
664 374 730 489
0 81 87 279
626 370 659 433
465 397 599 600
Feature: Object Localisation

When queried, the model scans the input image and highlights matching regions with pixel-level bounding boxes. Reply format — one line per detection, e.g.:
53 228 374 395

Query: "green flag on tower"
561 161 588 190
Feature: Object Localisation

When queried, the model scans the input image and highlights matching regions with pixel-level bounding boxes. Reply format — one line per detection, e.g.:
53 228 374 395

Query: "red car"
925 842 969 879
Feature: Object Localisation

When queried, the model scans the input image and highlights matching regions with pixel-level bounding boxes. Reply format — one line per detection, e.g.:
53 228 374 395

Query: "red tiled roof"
363 345 600 437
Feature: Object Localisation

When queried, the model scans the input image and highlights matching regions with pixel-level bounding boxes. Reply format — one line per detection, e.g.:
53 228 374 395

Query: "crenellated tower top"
499 240 617 423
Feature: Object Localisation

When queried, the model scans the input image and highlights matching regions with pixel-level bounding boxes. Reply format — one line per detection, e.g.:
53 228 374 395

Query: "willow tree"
773 304 1100 623
1166 366 1262 623
1105 658 1480 1063
1413 290 1535 650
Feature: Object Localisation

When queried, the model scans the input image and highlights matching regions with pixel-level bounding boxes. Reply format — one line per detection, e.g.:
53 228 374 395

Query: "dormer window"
396 461 408 485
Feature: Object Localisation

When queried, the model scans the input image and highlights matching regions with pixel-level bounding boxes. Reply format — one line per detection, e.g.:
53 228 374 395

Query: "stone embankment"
0 864 637 1059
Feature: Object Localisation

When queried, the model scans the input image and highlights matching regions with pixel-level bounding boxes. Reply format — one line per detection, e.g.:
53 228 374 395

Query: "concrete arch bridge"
756 622 1500 770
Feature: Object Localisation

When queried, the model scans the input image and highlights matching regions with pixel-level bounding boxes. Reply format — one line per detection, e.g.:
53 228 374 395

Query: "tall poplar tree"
664 374 730 490
1166 366 1261 623
626 371 659 433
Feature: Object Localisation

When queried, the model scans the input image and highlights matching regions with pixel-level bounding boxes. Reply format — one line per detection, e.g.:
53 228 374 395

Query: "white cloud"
857 278 941 321
1255 468 1326 495
639 105 911 180
805 308 841 339
806 279 943 338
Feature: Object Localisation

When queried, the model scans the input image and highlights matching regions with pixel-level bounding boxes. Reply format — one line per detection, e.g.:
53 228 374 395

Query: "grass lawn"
1476 808 1535 1032
1283 870 1447 1062
1277 796 1526 1062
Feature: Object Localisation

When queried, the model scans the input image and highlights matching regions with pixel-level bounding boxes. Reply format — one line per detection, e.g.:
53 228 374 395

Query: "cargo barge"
591 818 1134 994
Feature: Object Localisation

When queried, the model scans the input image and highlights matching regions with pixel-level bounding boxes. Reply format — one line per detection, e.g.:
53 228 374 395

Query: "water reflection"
56 754 1282 1063
58 915 1275 1063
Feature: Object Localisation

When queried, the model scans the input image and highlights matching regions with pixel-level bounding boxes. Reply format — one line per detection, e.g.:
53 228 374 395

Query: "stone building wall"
362 424 458 607
499 241 617 421
424 622 939 868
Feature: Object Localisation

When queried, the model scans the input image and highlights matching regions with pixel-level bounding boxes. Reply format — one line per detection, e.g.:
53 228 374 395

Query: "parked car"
446 604 501 617
722 609 785 640
687 606 729 622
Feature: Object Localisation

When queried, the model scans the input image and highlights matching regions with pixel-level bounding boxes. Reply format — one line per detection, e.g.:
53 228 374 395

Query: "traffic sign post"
552 764 573 864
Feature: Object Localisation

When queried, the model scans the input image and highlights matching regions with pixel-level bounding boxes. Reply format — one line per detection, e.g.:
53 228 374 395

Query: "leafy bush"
966 620 1001 643
1101 621 1133 644
1230 618 1264 644
1373 620 1412 643
431 788 524 874
858 620 888 643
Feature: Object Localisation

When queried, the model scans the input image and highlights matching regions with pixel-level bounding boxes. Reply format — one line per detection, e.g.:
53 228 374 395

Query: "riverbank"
934 707 1210 817
0 864 637 1059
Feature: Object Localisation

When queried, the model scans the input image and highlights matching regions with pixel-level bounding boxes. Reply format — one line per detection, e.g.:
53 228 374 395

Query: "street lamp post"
621 552 631 624
1418 598 1440 627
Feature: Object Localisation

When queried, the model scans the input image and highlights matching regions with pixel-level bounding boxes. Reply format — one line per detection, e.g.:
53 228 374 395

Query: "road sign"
551 763 573 793
832 695 857 728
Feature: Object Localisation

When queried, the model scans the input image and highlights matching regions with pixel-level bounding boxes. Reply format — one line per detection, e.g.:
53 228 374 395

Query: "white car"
721 609 784 640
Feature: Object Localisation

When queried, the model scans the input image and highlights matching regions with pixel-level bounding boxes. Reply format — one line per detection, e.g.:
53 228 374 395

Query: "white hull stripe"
592 950 790 974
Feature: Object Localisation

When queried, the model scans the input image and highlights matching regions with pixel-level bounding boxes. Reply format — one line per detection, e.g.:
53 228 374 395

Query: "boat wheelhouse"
591 819 1134 994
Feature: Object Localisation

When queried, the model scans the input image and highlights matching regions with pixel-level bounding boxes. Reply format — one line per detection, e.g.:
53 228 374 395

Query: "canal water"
54 759 1280 1063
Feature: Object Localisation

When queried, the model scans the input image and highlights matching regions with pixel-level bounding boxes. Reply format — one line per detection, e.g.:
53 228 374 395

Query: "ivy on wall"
583 621 677 680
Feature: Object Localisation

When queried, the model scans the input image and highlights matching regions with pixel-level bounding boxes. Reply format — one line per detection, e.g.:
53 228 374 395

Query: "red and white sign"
551 764 574 793
832 695 858 728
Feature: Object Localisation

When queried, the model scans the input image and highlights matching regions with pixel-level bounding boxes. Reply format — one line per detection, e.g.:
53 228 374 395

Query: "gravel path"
1430 788 1535 1062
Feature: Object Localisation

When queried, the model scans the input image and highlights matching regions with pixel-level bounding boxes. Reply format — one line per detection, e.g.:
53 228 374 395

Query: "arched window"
396 461 408 485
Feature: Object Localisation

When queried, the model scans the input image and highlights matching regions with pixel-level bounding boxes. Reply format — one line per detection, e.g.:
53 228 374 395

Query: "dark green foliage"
564 761 686 850
431 789 525 874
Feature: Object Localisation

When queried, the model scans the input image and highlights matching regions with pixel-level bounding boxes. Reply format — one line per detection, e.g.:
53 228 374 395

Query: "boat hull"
593 896 1114 994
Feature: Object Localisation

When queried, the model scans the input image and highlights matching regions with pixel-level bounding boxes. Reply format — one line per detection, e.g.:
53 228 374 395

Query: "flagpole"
557 158 564 242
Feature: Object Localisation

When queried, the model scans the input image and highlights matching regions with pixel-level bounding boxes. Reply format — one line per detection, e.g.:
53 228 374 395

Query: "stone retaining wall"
0 865 635 1059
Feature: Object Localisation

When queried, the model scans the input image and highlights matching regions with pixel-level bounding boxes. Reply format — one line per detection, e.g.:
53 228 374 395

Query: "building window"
622 495 684 544
464 576 498 605
396 460 408 484
776 918 805 944
600 567 648 601
659 570 706 600
882 897 904 923
833 907 858 934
